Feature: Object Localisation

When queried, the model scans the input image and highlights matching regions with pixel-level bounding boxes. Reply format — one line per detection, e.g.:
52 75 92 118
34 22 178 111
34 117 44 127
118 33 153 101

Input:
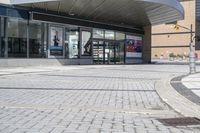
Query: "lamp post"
173 24 196 74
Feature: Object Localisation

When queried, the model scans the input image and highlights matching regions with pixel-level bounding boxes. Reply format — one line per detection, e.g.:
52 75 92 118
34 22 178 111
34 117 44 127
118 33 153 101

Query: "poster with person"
49 26 64 57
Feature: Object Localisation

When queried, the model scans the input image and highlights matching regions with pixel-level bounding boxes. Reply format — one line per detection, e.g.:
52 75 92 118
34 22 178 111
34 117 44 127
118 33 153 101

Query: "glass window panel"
115 41 125 64
93 29 104 39
81 31 92 56
105 30 114 40
29 21 43 58
116 32 125 40
66 27 79 59
7 18 27 58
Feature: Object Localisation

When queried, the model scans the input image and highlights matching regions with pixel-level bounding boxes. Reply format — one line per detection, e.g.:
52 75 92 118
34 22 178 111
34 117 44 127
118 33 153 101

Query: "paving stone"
0 65 199 132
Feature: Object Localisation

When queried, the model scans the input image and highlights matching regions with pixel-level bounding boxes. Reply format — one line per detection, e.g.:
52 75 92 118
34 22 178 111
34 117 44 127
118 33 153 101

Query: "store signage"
125 35 142 63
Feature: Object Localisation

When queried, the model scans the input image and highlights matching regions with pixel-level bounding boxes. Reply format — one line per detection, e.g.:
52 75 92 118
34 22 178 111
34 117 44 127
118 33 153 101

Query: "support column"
142 25 152 63
46 23 49 58
78 27 81 59
27 19 30 58
41 23 45 58
0 17 2 57
4 18 8 58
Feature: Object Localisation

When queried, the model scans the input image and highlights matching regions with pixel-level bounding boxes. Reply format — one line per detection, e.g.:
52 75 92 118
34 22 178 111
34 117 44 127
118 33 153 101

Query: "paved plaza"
0 65 200 133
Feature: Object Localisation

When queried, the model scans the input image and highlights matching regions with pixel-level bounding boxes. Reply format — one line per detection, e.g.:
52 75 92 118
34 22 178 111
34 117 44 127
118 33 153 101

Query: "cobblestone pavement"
0 65 200 133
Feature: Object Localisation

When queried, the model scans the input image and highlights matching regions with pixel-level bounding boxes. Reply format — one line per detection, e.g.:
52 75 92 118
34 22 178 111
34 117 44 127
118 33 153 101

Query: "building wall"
152 0 199 60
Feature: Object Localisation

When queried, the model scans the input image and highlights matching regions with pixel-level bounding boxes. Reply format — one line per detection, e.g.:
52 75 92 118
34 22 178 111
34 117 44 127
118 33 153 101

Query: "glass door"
93 40 104 64
93 40 125 64
115 41 125 64
80 28 92 56
105 41 115 64
65 27 79 59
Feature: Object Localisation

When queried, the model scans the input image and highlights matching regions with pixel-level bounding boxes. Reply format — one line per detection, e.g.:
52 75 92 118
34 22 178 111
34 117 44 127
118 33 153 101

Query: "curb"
155 77 200 118
171 75 200 106
151 61 200 65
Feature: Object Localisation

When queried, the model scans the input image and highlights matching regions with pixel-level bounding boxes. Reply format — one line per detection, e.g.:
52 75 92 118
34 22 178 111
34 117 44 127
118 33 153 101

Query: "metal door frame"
92 39 125 64
79 27 93 58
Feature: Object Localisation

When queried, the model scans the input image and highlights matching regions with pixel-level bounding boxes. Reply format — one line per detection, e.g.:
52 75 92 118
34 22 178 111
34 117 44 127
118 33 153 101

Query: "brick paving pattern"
0 65 199 133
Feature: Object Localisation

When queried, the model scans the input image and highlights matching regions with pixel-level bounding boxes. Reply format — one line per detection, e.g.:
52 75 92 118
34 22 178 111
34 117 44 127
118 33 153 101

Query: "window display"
81 31 92 56
49 26 64 58
126 35 143 63
66 28 79 58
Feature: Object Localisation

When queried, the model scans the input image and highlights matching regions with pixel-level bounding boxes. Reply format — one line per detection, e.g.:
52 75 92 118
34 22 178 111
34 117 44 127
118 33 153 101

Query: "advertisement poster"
126 35 142 63
49 26 64 57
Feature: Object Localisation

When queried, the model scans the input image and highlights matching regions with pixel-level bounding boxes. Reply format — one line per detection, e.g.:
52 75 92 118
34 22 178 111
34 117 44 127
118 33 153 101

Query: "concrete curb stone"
171 75 200 106
155 76 200 118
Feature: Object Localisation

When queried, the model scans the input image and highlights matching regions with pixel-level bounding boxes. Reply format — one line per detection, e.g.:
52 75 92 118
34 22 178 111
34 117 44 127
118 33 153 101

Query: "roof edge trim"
138 0 184 20
10 0 58 5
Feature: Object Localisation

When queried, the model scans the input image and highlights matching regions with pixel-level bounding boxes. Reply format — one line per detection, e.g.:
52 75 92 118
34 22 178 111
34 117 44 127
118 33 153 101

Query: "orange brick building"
152 0 200 60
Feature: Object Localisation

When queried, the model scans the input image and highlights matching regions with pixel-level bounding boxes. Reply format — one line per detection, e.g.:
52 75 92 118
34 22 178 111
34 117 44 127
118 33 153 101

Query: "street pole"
189 24 196 74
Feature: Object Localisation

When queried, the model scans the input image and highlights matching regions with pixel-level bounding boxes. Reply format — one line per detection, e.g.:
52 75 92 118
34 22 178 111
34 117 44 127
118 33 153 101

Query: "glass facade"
93 40 104 64
29 21 43 58
0 12 143 64
7 18 27 58
66 27 79 59
93 29 104 39
105 30 115 40
116 32 125 41
81 30 92 56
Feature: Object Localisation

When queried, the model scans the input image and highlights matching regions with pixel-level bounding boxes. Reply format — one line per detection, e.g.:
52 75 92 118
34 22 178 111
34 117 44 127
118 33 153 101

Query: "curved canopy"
4 0 184 28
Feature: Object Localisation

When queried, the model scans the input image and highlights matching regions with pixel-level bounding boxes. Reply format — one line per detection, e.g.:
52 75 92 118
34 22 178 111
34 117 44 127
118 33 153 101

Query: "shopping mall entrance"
93 40 125 64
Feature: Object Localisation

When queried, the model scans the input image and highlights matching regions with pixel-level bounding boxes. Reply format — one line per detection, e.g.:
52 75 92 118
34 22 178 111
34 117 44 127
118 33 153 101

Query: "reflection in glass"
93 29 104 39
66 27 79 58
93 41 104 64
7 18 27 58
115 41 124 64
81 31 92 56
29 22 43 58
105 30 114 40
116 32 125 41
105 41 115 64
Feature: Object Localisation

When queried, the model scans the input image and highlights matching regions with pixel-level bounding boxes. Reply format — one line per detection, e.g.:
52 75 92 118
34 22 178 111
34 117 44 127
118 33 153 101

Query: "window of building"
105 30 115 40
7 18 27 58
93 29 104 39
81 30 92 56
29 21 43 58
116 32 125 40
66 27 79 58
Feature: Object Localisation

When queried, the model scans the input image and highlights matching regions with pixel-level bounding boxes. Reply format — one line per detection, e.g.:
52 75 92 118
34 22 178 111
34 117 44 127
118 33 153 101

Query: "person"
53 31 60 47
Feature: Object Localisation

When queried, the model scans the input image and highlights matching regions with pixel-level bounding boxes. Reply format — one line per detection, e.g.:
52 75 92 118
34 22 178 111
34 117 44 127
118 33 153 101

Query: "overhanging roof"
1 0 184 28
